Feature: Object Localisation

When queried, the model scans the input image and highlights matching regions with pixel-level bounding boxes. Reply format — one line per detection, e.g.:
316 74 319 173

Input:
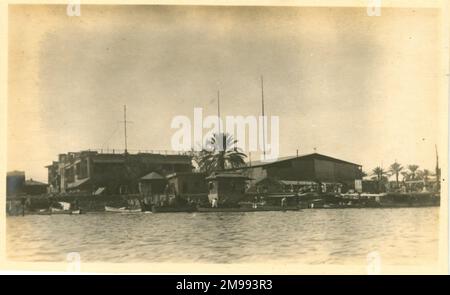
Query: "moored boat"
104 206 142 213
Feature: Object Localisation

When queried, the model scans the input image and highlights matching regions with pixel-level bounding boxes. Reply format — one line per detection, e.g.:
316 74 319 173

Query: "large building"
46 150 193 194
7 171 48 196
228 153 363 193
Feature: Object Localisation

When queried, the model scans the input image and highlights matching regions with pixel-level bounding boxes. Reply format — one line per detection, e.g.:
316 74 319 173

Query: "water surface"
7 207 439 265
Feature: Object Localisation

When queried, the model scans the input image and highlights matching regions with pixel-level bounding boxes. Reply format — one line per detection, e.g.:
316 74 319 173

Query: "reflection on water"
7 207 439 265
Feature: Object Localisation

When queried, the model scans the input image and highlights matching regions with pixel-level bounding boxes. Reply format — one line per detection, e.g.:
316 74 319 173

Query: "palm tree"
401 171 409 182
407 164 419 180
194 133 247 174
389 162 403 188
372 166 388 192
360 170 368 179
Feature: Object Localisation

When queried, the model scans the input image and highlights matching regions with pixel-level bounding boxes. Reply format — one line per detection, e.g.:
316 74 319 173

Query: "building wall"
23 185 48 195
266 158 316 181
208 178 246 203
139 180 167 198
167 173 207 196
236 166 267 187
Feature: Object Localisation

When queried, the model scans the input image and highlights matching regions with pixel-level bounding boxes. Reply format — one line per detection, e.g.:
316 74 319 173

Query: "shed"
139 172 167 194
206 172 252 205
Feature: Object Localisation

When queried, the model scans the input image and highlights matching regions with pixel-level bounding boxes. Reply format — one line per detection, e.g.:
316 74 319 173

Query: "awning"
141 172 165 180
206 172 252 180
279 180 317 186
264 194 297 198
92 159 124 164
67 178 90 189
94 187 106 195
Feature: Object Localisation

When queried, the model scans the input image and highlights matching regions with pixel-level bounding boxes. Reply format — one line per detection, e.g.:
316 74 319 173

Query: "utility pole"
261 76 266 160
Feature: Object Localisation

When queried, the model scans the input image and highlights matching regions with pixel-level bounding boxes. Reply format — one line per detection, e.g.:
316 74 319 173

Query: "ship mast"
120 105 132 154
261 76 266 160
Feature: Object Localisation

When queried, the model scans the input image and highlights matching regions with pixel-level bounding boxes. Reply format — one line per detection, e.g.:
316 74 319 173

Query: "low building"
23 179 48 195
228 153 363 193
139 172 168 206
46 150 193 195
139 172 167 196
206 172 251 205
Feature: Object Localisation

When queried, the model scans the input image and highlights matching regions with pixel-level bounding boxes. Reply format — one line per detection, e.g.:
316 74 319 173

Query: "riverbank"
6 191 440 216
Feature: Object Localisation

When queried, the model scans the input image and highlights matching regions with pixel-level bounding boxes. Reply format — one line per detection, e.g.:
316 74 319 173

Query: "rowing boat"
104 206 142 213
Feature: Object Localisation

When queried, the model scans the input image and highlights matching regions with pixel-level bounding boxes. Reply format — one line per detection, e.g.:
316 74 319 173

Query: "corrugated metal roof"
230 153 361 169
165 172 206 179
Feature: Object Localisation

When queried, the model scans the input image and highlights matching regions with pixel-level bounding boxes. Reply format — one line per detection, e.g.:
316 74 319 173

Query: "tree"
389 162 403 188
194 133 247 174
401 171 409 182
360 170 368 178
407 165 419 180
372 166 389 192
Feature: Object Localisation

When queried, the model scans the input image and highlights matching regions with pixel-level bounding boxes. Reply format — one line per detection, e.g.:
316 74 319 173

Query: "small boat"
104 206 142 213
49 208 82 215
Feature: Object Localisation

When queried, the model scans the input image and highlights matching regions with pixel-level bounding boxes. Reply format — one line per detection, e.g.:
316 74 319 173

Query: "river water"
6 207 440 265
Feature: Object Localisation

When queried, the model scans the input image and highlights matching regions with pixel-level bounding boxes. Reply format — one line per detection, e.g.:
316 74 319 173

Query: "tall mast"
217 90 221 134
261 76 266 160
435 144 439 170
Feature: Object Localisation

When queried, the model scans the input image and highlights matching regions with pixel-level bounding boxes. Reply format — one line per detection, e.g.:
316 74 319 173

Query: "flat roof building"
46 150 193 195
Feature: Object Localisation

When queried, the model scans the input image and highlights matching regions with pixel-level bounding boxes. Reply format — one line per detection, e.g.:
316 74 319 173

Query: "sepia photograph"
0 0 448 275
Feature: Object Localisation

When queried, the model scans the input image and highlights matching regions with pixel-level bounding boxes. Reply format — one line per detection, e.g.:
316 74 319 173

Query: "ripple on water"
6 207 440 265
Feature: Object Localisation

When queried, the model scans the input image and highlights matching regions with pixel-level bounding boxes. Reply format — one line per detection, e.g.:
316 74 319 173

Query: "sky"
7 5 445 182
